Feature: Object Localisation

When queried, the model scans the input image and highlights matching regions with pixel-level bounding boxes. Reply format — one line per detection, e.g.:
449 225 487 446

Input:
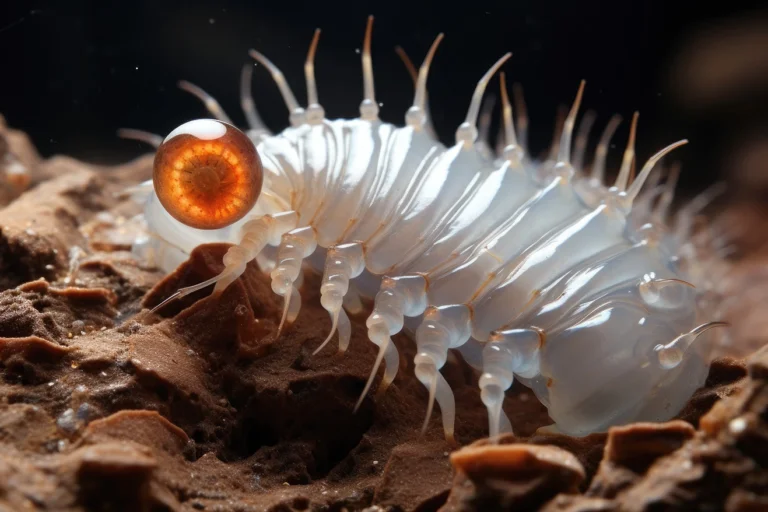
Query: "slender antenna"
465 54 511 129
626 140 688 204
360 15 378 120
499 72 518 147
512 82 529 153
177 81 233 124
395 46 419 85
456 53 512 146
654 161 681 221
572 110 597 171
477 95 497 147
591 114 622 183
405 33 444 136
654 321 729 369
117 129 162 149
305 29 321 107
547 104 568 161
240 64 269 132
614 112 639 190
248 49 304 124
557 80 586 164
413 33 444 114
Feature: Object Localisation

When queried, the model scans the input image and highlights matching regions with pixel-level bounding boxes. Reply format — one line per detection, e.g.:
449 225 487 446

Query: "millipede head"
153 119 263 230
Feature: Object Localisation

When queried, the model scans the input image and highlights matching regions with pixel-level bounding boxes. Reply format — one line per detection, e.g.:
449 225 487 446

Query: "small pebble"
76 403 92 422
729 417 747 434
56 409 78 434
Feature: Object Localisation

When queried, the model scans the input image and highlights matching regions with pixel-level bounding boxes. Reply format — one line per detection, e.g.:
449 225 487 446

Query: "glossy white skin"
133 110 713 438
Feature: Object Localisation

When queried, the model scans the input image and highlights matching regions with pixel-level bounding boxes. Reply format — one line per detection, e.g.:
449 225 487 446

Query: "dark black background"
0 1 765 197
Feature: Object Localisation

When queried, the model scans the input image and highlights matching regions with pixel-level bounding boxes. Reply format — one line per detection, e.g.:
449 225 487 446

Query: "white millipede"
122 16 729 444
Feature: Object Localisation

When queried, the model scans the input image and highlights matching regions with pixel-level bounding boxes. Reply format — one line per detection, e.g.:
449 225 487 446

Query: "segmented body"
127 19 726 442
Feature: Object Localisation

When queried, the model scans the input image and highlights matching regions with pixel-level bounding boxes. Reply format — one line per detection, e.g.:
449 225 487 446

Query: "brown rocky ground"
0 119 765 511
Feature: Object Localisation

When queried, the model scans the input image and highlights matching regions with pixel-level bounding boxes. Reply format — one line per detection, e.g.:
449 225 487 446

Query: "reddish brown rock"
445 443 585 511
586 421 695 498
374 441 454 510
0 153 151 290
0 115 40 205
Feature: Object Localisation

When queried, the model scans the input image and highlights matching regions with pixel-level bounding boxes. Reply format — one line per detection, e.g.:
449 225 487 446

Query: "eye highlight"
153 119 263 230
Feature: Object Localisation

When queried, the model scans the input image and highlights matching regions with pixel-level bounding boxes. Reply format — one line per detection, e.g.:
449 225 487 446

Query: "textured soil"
0 118 766 511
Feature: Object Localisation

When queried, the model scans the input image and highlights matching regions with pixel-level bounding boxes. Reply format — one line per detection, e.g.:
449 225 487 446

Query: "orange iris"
153 120 263 230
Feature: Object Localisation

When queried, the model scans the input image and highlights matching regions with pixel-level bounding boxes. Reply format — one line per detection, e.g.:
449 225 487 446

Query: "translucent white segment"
320 243 366 312
215 215 277 293
405 158 536 274
639 278 696 311
315 243 366 355
366 274 428 342
271 226 318 296
255 243 278 273
365 145 489 274
514 243 685 333
427 177 585 306
358 275 429 404
256 127 309 209
293 122 345 224
413 304 472 444
414 305 472 363
264 211 299 245
344 127 444 242
132 233 188 274
313 120 396 247
471 205 629 341
479 328 541 438
533 291 702 436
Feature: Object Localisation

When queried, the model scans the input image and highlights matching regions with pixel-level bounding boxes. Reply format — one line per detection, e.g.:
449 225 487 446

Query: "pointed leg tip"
374 382 391 402
353 396 366 414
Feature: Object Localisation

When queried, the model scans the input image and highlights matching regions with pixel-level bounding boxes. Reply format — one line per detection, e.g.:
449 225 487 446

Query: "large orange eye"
153 119 263 230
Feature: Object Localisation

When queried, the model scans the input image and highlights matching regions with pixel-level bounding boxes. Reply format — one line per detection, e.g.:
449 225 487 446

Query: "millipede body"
126 17 728 443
